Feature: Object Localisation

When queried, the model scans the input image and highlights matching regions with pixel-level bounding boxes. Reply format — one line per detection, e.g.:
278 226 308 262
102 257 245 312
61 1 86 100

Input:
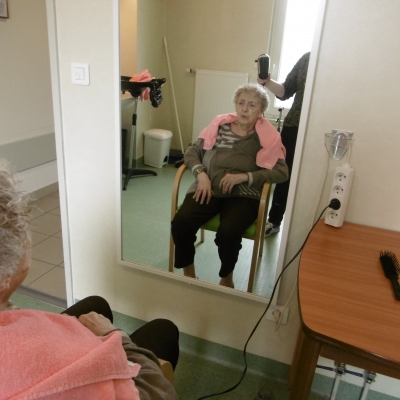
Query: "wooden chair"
169 164 271 293
158 358 174 385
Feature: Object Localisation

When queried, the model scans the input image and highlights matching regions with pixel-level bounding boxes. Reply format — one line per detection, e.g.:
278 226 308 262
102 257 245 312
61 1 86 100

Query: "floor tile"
28 266 67 298
32 236 64 265
30 213 62 235
29 207 45 220
31 231 49 247
24 259 55 285
29 195 60 213
49 206 61 216
53 230 62 239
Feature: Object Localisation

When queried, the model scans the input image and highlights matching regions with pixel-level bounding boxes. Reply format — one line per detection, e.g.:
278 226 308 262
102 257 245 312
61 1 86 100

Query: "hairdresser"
171 83 288 289
0 160 178 400
258 52 310 237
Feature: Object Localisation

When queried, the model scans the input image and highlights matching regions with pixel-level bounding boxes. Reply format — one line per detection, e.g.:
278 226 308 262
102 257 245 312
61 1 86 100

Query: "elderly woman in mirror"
0 161 178 399
171 83 289 288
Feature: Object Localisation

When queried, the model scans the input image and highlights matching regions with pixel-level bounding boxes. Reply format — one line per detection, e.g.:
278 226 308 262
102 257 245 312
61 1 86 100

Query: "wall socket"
266 305 289 324
325 163 355 228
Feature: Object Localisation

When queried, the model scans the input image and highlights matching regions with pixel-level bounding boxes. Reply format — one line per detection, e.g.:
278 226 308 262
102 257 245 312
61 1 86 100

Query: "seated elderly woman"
171 83 289 288
0 161 178 399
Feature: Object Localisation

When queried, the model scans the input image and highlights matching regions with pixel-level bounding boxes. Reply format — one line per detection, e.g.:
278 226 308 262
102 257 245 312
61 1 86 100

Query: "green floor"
121 163 282 298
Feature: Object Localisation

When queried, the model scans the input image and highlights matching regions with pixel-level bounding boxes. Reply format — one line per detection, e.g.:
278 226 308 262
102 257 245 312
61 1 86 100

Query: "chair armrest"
171 164 187 220
253 182 272 239
158 358 174 385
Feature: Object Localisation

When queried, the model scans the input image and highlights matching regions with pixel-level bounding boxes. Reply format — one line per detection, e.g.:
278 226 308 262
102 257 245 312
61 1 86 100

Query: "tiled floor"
22 191 67 299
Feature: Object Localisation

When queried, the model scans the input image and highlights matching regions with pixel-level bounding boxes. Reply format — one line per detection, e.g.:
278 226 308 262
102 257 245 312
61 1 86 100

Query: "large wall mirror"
117 0 326 301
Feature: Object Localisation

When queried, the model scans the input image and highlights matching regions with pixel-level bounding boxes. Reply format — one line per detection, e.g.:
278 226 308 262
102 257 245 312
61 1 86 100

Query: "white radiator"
191 69 249 144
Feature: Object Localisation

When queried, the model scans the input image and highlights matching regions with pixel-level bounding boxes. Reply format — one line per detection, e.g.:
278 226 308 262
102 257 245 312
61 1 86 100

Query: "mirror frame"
116 0 328 304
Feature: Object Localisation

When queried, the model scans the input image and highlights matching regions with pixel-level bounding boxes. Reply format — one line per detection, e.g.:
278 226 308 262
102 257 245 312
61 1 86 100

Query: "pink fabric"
0 310 140 400
129 69 154 101
198 113 286 169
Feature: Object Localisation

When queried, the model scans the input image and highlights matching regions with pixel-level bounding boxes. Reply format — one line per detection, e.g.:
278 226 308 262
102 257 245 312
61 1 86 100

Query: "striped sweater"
185 124 288 200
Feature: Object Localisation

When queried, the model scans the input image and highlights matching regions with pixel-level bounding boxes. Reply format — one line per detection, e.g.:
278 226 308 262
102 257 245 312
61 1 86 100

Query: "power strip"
325 163 355 228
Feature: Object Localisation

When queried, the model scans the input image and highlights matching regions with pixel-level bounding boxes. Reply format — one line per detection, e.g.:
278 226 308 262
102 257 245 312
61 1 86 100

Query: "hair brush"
379 251 400 300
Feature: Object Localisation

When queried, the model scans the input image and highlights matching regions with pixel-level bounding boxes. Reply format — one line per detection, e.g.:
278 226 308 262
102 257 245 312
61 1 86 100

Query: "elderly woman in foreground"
0 161 178 399
171 83 289 288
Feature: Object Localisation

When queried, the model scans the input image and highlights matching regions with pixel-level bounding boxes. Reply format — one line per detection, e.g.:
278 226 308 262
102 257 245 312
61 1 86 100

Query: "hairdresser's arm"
257 75 285 98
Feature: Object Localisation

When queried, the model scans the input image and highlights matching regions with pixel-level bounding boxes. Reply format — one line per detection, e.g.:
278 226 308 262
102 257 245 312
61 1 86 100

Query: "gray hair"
0 160 30 281
233 83 269 113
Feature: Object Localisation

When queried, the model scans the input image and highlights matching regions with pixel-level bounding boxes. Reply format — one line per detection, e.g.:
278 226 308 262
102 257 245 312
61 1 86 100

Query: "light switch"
71 63 90 85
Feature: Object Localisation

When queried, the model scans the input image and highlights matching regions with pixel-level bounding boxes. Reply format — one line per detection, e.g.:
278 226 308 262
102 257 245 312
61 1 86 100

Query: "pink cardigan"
0 310 140 400
198 113 286 169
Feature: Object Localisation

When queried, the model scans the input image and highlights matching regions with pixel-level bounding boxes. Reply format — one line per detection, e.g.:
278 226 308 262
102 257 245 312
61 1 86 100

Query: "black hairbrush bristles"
379 251 400 300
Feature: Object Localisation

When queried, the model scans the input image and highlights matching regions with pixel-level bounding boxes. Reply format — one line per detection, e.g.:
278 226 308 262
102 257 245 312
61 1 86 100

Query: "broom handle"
163 37 185 155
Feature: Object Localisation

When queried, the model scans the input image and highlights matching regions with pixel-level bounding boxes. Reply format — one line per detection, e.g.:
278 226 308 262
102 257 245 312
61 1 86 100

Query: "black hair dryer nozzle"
256 54 270 80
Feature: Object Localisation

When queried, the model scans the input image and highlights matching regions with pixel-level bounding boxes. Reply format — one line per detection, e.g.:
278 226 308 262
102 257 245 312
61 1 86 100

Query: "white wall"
163 0 274 151
120 0 167 160
0 0 56 191
281 0 400 395
49 0 400 397
0 0 53 145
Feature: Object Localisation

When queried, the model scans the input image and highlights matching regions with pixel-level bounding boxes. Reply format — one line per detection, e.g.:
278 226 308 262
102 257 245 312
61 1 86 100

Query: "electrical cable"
196 199 340 400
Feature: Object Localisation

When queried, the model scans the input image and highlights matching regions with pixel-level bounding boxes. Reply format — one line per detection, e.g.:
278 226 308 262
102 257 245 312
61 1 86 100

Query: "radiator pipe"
359 371 376 400
330 363 345 400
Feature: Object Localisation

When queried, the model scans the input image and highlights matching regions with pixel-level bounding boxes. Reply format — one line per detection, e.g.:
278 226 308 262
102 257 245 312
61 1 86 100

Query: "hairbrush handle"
387 278 400 300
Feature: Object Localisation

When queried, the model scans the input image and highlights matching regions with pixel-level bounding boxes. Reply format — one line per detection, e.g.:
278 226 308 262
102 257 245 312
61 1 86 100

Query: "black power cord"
196 198 341 400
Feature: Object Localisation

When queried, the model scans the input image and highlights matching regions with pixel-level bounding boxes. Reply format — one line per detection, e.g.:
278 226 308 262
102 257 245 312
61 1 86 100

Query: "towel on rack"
198 113 286 169
129 69 154 101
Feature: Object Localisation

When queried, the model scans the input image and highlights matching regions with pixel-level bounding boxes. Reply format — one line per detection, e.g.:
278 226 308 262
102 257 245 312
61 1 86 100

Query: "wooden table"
289 220 400 399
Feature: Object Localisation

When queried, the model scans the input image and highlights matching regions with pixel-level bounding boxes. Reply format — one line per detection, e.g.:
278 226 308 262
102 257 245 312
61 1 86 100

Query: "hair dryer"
256 54 270 80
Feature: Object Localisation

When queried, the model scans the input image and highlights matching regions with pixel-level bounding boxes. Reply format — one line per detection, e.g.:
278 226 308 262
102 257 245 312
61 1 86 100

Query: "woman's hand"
193 172 214 204
78 312 116 336
219 173 248 194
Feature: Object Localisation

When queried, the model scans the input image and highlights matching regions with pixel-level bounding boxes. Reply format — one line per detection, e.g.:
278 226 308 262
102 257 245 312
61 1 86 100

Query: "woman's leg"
171 194 221 272
130 319 180 370
61 295 113 322
215 197 260 279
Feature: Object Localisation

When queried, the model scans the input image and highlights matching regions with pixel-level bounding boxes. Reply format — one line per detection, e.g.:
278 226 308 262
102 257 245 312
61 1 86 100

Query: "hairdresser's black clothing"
276 52 310 127
268 126 299 226
62 296 180 370
268 52 309 226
